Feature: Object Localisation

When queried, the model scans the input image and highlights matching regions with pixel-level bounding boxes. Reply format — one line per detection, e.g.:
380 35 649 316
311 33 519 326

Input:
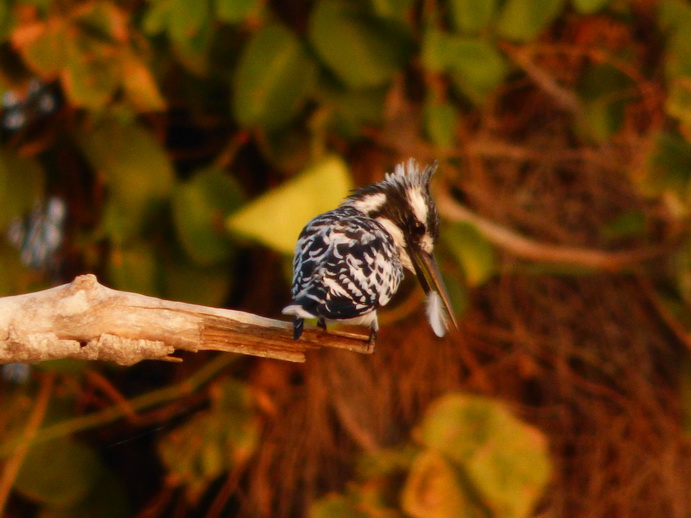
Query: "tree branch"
0 274 373 365
437 191 669 271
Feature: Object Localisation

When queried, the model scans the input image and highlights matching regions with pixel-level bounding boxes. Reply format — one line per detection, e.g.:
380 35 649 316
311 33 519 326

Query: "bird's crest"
381 159 437 193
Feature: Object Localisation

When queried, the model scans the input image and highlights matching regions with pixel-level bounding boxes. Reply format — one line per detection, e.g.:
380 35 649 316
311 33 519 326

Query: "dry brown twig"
0 274 373 365
437 190 670 271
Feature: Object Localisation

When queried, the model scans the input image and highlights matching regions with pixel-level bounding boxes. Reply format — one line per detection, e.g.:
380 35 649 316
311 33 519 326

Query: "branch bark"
0 274 373 365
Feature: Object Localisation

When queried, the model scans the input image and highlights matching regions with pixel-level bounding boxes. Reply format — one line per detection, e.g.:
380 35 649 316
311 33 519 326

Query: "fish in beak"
410 248 458 337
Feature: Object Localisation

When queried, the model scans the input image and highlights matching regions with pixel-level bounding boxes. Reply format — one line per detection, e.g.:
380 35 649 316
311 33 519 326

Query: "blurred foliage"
0 0 689 516
310 394 551 518
157 378 259 502
15 437 129 518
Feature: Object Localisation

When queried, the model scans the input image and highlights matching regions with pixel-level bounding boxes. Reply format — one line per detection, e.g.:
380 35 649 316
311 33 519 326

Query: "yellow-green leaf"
402 451 485 518
226 156 353 254
443 223 497 286
418 394 551 518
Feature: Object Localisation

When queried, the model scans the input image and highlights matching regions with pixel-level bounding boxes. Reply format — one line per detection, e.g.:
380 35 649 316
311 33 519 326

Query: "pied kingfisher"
282 159 457 342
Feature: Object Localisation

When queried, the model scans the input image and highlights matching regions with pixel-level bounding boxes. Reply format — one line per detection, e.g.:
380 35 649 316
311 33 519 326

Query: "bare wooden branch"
0 274 373 365
437 191 669 271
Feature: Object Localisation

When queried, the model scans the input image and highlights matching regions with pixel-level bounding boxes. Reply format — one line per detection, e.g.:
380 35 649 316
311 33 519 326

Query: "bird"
282 159 457 343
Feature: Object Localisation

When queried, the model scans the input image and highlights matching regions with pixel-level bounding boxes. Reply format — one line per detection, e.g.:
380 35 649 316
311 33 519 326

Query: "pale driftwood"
0 274 373 365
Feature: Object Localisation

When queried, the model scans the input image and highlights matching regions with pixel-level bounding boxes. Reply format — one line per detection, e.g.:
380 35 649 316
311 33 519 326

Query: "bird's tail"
282 304 315 341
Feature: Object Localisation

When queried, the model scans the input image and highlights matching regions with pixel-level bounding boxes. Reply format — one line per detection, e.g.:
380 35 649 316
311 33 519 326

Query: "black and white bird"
283 159 457 342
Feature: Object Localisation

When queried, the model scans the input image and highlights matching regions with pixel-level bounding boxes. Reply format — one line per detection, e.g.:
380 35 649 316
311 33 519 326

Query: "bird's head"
343 159 458 336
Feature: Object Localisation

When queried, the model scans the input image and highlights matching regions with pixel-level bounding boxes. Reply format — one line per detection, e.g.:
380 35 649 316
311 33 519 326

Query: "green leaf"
59 2 129 109
496 0 566 42
448 0 497 34
164 258 233 307
423 99 458 149
641 132 691 199
422 31 508 102
0 150 45 231
401 451 486 518
572 0 610 14
418 394 551 518
143 0 212 73
309 0 413 88
172 167 243 265
233 23 316 129
15 438 104 507
226 156 353 254
216 0 261 23
318 81 387 137
576 63 634 142
78 118 174 239
108 243 161 296
157 378 259 501
143 0 209 44
442 223 497 286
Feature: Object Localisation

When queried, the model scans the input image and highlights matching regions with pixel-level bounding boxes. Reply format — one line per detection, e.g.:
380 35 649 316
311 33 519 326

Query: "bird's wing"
291 208 403 320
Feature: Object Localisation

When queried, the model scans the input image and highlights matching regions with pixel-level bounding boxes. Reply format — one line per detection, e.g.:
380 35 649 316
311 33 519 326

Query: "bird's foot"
293 318 304 340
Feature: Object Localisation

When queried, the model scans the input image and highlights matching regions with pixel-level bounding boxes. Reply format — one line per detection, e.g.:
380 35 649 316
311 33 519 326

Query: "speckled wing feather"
290 206 403 320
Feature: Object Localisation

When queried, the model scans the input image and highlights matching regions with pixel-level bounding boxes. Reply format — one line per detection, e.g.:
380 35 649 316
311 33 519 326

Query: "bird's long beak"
410 248 458 337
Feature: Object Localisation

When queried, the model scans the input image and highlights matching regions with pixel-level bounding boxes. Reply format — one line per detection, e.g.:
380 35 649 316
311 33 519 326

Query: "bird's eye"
412 221 425 235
